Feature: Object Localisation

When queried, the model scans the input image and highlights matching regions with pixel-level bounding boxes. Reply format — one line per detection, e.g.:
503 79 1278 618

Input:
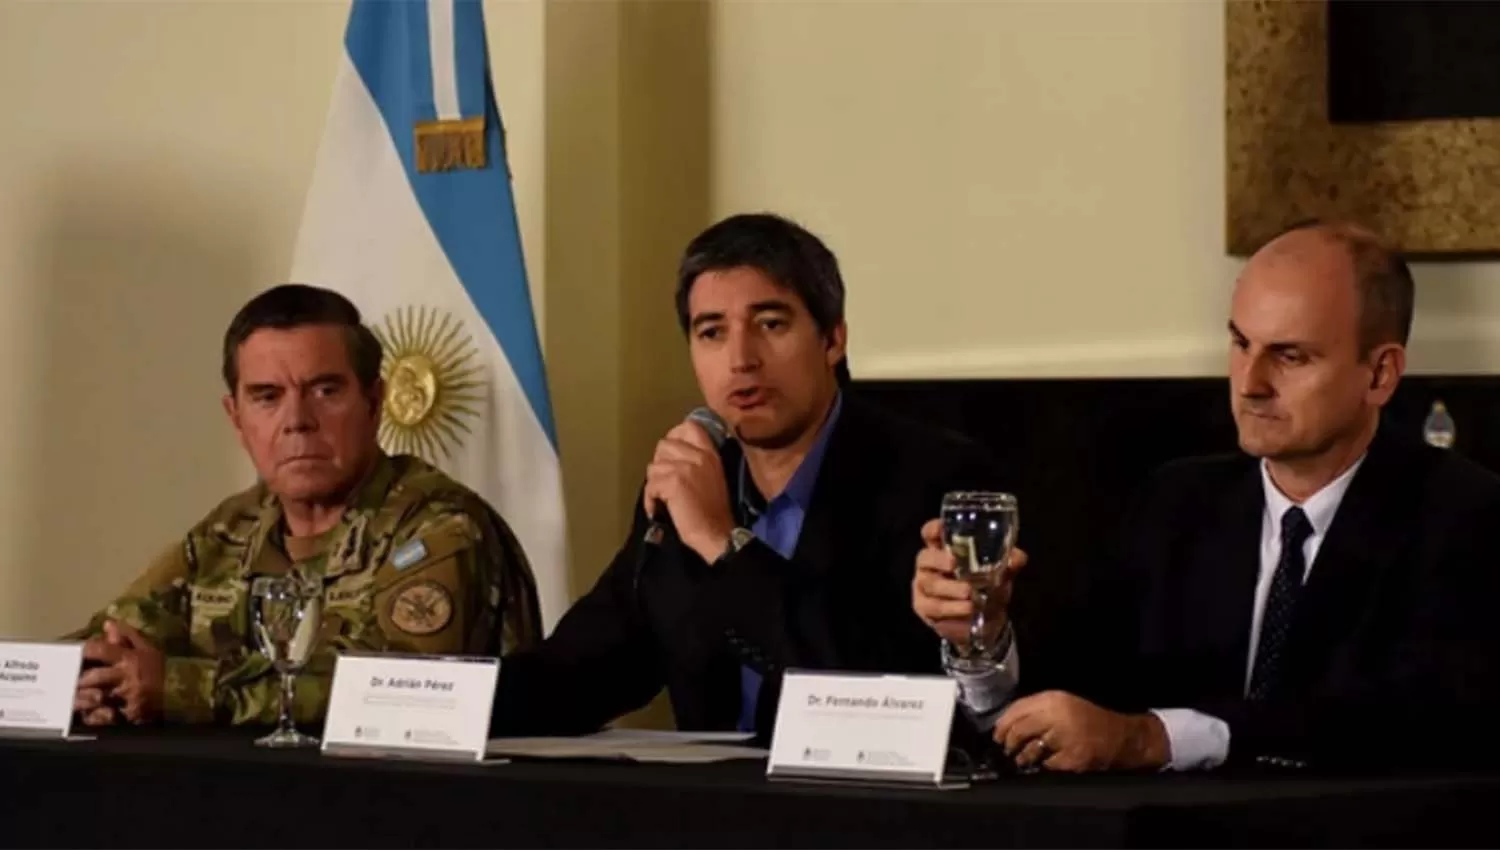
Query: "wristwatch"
714 527 756 565
940 619 1015 673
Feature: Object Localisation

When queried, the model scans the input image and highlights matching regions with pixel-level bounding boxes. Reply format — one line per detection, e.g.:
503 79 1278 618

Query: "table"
1 728 1497 848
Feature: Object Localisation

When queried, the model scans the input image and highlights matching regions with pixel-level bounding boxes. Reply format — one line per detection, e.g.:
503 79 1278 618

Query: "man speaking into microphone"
491 213 1001 739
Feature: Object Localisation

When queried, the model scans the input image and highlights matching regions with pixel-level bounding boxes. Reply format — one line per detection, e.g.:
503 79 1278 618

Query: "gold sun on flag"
371 306 485 462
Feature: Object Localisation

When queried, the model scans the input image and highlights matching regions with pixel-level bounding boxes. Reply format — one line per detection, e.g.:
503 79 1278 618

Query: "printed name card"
767 670 958 786
0 641 83 739
322 653 500 762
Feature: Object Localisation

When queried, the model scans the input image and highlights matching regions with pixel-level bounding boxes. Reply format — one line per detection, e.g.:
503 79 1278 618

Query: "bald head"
1228 220 1409 480
1252 221 1414 357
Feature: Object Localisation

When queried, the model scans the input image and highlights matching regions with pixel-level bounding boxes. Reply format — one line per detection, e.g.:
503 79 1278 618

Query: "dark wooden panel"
1329 1 1500 124
855 375 1500 580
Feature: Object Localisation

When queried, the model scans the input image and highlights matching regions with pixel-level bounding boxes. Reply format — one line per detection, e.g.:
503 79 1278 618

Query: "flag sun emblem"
372 306 484 462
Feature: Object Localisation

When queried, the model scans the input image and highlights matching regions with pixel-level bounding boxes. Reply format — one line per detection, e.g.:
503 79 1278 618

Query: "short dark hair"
676 213 851 384
1266 219 1415 353
221 284 384 393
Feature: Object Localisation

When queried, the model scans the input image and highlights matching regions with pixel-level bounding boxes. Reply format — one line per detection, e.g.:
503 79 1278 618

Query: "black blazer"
1018 426 1500 769
491 393 1003 739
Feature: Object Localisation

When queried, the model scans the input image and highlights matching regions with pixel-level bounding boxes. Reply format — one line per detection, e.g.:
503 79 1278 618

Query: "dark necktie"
1247 506 1314 701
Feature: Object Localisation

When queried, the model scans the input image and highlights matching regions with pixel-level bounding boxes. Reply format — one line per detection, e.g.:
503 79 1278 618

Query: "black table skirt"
2 728 1498 848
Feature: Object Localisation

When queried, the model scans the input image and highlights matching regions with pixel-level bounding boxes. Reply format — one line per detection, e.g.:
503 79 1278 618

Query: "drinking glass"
249 575 323 748
940 491 1019 675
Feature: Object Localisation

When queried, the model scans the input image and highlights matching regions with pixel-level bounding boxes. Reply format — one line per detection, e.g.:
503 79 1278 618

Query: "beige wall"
2 0 1498 661
0 0 350 636
541 0 705 612
0 0 699 673
0 0 576 638
711 0 1500 379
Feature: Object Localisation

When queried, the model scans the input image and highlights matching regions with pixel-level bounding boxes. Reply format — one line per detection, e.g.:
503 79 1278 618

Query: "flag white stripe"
427 0 461 120
293 55 570 633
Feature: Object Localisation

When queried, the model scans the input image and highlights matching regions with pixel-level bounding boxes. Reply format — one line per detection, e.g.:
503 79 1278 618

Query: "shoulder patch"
374 512 480 585
409 511 481 548
392 539 429 571
388 580 454 635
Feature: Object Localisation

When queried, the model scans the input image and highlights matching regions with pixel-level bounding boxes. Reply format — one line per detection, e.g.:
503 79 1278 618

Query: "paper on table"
584 728 754 745
485 740 766 764
486 728 764 763
613 743 767 764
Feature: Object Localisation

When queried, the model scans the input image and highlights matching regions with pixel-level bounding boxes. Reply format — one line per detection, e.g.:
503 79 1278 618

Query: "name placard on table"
767 670 958 786
0 641 83 739
322 653 499 762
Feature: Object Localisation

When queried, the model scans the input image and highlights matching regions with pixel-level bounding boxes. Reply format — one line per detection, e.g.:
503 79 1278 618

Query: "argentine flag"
290 0 568 632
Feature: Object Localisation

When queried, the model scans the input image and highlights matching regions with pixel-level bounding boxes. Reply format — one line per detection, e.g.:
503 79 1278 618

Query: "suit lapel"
790 485 840 581
1188 464 1265 696
1282 435 1405 684
787 398 874 664
789 397 865 580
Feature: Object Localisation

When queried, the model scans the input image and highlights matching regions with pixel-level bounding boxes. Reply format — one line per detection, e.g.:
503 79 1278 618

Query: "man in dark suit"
491 213 999 739
914 220 1500 771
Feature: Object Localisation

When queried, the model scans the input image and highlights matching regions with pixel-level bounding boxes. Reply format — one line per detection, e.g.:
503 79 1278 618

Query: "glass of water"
249 575 323 748
941 491 1019 675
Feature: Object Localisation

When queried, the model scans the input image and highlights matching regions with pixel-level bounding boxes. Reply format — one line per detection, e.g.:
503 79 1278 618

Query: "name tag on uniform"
322 653 499 762
766 670 958 787
0 641 83 739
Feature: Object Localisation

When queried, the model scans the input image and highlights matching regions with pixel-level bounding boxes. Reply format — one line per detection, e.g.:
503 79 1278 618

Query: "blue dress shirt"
735 392 843 733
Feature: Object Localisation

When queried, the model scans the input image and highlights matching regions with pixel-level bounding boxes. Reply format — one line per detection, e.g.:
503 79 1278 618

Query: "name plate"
767 670 958 786
322 653 499 762
0 641 82 739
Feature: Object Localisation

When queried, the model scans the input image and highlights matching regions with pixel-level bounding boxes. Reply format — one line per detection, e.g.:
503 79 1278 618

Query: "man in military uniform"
70 284 541 726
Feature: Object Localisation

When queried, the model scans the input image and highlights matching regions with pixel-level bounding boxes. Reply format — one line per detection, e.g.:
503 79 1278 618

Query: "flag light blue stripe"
344 0 557 447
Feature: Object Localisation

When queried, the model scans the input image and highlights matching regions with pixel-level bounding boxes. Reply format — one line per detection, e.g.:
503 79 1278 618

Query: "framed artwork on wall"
1227 0 1500 256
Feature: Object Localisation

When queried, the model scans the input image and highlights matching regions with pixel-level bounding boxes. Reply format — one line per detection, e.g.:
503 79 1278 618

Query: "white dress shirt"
950 455 1366 770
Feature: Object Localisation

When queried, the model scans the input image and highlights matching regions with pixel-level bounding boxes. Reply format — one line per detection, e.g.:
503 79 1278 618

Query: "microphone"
687 406 731 449
643 406 730 545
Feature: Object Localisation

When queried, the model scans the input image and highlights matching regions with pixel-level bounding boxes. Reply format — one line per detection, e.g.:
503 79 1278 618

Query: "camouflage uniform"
68 453 542 725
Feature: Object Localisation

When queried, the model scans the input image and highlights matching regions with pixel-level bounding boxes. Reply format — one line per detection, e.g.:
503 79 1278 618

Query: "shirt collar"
738 391 844 519
1259 453 1365 537
250 451 398 578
